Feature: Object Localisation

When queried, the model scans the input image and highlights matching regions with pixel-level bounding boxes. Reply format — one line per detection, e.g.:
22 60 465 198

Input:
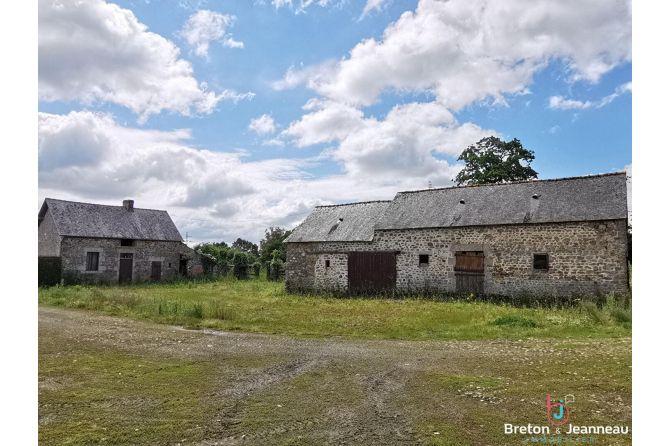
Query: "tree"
455 137 538 186
259 227 292 264
231 238 259 257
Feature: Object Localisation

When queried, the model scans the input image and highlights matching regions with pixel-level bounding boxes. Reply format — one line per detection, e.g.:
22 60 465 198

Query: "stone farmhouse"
38 198 203 284
284 173 629 297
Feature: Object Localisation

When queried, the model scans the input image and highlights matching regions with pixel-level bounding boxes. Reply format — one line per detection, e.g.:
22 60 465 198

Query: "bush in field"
233 252 249 280
268 250 284 282
252 262 261 278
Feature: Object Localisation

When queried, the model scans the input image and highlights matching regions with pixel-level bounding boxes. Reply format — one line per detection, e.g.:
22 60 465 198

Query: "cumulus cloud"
283 100 498 181
249 114 277 135
180 10 243 59
38 111 492 243
549 82 632 110
276 0 631 110
38 0 253 123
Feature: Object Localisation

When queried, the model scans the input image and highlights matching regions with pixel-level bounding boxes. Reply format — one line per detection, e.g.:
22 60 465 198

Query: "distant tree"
455 137 538 186
259 227 292 264
231 238 259 257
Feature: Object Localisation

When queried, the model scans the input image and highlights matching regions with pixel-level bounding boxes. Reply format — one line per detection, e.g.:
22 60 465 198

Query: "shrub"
268 250 284 282
38 257 62 287
580 301 608 325
252 262 261 278
609 307 632 324
491 316 537 328
233 252 249 280
186 303 204 319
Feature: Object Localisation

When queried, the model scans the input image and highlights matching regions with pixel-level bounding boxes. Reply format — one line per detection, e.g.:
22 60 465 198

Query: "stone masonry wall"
285 220 629 296
60 237 203 285
38 208 61 257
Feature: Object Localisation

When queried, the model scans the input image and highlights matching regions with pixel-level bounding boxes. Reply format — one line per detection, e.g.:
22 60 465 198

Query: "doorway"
454 251 484 294
150 261 162 282
348 252 396 293
119 253 133 283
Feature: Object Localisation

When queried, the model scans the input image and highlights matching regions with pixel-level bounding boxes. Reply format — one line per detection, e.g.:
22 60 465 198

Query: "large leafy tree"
455 137 538 186
231 238 259 257
259 227 292 264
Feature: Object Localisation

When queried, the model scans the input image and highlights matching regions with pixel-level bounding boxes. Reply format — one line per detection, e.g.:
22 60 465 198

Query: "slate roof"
376 173 628 231
285 173 628 242
39 198 183 241
284 201 392 243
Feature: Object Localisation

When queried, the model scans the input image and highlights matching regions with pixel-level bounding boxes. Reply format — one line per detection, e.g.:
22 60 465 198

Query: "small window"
325 259 331 268
120 239 134 246
533 253 549 270
86 252 99 271
419 254 429 265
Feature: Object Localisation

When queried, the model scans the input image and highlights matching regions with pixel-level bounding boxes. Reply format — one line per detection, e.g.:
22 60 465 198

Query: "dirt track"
39 307 632 445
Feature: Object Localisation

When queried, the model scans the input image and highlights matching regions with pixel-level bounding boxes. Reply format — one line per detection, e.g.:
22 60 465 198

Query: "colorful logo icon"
547 394 571 426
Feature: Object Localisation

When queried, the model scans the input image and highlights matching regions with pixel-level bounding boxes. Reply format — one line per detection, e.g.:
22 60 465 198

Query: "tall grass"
38 278 631 341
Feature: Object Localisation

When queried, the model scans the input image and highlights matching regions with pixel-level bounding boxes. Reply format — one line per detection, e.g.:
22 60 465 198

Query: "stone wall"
38 208 61 257
60 237 203 285
285 220 629 296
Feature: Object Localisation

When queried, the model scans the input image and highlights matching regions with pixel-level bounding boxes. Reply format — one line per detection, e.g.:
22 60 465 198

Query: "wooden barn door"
455 251 484 295
150 261 162 282
348 252 396 293
119 253 133 283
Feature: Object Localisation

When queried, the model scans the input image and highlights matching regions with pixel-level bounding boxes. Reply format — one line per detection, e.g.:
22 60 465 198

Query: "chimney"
123 200 134 212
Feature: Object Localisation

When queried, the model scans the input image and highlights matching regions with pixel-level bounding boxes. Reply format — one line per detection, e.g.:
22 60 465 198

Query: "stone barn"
284 173 629 297
38 198 203 284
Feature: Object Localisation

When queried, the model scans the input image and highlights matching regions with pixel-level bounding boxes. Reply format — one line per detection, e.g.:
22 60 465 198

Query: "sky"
37 0 632 246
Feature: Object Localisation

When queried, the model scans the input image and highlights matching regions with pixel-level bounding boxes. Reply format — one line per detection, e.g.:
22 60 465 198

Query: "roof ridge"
396 172 626 195
315 200 392 208
44 198 169 214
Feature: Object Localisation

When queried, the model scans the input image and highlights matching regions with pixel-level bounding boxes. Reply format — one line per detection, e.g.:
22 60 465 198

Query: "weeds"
39 279 631 341
490 316 537 328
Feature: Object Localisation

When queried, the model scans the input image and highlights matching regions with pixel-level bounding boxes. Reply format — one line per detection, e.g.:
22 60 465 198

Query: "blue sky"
37 0 632 244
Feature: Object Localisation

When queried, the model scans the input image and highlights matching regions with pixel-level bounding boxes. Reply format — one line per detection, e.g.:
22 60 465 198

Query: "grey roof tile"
376 173 628 230
39 198 183 241
284 201 391 243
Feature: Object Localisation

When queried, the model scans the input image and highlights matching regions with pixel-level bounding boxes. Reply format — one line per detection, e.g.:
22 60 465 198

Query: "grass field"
38 277 631 341
39 307 632 445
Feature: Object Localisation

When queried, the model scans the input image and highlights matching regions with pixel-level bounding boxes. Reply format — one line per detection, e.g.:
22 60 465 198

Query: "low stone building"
38 198 203 284
284 173 630 297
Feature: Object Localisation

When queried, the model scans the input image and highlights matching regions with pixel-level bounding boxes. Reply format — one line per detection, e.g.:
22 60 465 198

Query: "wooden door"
150 261 162 282
455 251 484 294
119 253 133 283
348 252 396 293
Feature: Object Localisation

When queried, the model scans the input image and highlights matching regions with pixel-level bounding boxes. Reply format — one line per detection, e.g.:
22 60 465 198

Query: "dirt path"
39 307 632 445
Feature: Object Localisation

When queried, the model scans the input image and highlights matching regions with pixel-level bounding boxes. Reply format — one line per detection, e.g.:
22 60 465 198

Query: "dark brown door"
150 261 162 282
348 252 396 293
455 251 484 294
179 259 188 277
119 253 133 283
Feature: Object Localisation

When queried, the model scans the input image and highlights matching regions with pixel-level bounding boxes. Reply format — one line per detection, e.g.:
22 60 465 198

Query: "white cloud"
360 0 388 18
549 82 632 110
283 100 498 181
276 0 631 110
38 111 492 243
38 0 253 123
180 10 243 59
249 114 277 135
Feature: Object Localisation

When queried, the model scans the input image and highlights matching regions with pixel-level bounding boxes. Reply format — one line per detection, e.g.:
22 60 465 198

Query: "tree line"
194 227 291 281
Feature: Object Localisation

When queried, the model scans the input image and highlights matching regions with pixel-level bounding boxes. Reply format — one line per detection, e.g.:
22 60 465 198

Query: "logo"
546 393 572 426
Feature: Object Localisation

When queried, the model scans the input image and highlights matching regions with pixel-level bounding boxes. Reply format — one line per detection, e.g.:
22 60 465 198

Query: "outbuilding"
284 173 629 297
38 198 203 284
